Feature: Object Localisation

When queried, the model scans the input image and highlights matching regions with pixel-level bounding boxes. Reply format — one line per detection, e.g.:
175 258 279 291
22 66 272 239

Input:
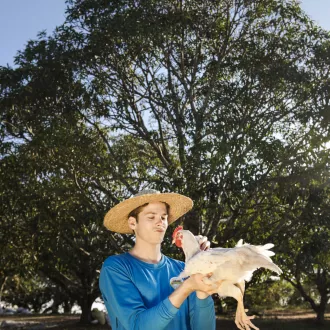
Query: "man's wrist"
169 278 194 309
181 278 194 295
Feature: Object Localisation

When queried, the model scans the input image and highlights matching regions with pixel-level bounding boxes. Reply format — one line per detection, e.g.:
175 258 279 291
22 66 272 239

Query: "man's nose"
156 215 167 223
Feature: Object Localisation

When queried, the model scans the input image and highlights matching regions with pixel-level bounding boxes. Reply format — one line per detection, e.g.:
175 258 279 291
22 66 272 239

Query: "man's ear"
128 216 136 231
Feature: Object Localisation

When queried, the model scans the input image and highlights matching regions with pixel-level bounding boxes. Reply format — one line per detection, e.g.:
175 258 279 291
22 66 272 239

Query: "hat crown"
133 189 160 197
104 191 193 234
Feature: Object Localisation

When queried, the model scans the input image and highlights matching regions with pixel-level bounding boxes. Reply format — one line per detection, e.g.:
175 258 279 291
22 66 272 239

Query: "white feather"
176 229 282 284
172 229 282 329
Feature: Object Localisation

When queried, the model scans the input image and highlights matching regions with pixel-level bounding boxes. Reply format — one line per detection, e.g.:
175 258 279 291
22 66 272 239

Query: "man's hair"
128 202 170 222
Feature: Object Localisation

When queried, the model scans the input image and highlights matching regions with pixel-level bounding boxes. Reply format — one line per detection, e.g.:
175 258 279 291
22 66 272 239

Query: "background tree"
276 177 330 323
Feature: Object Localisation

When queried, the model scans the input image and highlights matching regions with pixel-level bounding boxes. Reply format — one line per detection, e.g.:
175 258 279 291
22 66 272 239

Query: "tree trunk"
315 293 327 325
316 309 325 324
185 208 201 235
63 299 73 314
283 276 326 324
51 290 61 314
0 276 8 303
294 280 328 325
79 294 94 324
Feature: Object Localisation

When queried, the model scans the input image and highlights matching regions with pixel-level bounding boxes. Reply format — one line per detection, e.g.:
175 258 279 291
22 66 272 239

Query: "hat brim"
104 192 193 234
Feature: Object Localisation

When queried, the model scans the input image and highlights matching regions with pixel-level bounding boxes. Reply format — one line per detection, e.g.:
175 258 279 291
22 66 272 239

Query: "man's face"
129 202 169 245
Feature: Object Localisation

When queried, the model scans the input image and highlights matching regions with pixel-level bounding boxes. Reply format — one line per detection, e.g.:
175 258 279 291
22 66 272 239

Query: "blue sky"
0 0 329 66
0 0 67 66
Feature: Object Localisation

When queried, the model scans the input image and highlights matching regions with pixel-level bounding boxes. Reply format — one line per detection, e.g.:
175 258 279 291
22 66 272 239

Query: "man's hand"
195 235 211 251
169 273 219 308
196 272 223 299
184 273 218 294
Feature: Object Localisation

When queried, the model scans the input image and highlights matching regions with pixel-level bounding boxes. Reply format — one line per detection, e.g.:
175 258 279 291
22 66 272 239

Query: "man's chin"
152 236 165 244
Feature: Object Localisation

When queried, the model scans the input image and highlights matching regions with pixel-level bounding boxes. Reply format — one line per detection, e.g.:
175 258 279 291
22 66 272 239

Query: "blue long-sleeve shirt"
99 252 215 330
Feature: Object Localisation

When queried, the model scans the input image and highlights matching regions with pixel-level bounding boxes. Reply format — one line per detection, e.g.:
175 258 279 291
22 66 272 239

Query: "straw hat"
104 189 193 234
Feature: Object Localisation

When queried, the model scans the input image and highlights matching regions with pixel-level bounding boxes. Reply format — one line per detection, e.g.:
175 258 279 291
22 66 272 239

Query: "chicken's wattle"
174 237 182 248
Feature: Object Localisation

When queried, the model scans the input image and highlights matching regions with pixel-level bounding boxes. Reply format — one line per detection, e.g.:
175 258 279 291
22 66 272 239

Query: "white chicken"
171 226 282 330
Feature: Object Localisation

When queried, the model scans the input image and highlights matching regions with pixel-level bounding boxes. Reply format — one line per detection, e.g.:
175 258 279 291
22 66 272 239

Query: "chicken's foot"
214 281 259 330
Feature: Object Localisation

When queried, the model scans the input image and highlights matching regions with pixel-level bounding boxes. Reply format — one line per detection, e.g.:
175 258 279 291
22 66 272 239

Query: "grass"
216 318 330 330
0 310 329 329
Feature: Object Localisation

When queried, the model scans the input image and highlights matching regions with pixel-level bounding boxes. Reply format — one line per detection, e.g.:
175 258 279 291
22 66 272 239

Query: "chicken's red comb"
172 226 183 239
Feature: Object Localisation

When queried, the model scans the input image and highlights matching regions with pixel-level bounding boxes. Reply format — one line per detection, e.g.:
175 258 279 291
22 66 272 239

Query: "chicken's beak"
172 238 175 244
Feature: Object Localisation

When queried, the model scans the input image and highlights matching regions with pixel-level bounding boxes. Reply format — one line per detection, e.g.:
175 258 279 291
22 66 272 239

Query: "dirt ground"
0 310 329 330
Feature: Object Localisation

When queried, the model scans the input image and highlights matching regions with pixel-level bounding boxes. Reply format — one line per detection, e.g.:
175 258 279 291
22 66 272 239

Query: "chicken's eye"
176 233 183 241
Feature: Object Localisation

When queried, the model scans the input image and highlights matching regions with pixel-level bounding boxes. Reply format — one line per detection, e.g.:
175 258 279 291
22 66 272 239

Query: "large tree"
60 0 330 236
2 0 329 237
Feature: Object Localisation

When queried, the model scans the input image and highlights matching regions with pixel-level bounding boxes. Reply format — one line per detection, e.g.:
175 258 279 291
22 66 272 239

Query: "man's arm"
187 276 216 330
189 292 216 330
169 273 216 308
100 264 216 330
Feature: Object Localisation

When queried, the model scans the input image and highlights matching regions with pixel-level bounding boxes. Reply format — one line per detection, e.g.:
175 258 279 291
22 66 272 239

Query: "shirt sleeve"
99 262 179 330
188 293 216 330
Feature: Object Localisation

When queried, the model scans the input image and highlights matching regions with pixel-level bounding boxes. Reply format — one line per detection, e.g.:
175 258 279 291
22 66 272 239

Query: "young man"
99 189 217 330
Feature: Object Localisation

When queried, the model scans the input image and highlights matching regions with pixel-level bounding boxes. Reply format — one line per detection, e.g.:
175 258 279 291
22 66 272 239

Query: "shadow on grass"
35 317 330 330
216 317 330 330
1 313 329 329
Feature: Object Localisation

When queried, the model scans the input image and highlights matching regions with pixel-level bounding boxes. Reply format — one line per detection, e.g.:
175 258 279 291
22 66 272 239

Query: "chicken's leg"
216 281 259 330
236 281 245 295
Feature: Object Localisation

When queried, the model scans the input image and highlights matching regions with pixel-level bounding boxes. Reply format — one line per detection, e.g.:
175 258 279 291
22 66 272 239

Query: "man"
99 189 217 330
